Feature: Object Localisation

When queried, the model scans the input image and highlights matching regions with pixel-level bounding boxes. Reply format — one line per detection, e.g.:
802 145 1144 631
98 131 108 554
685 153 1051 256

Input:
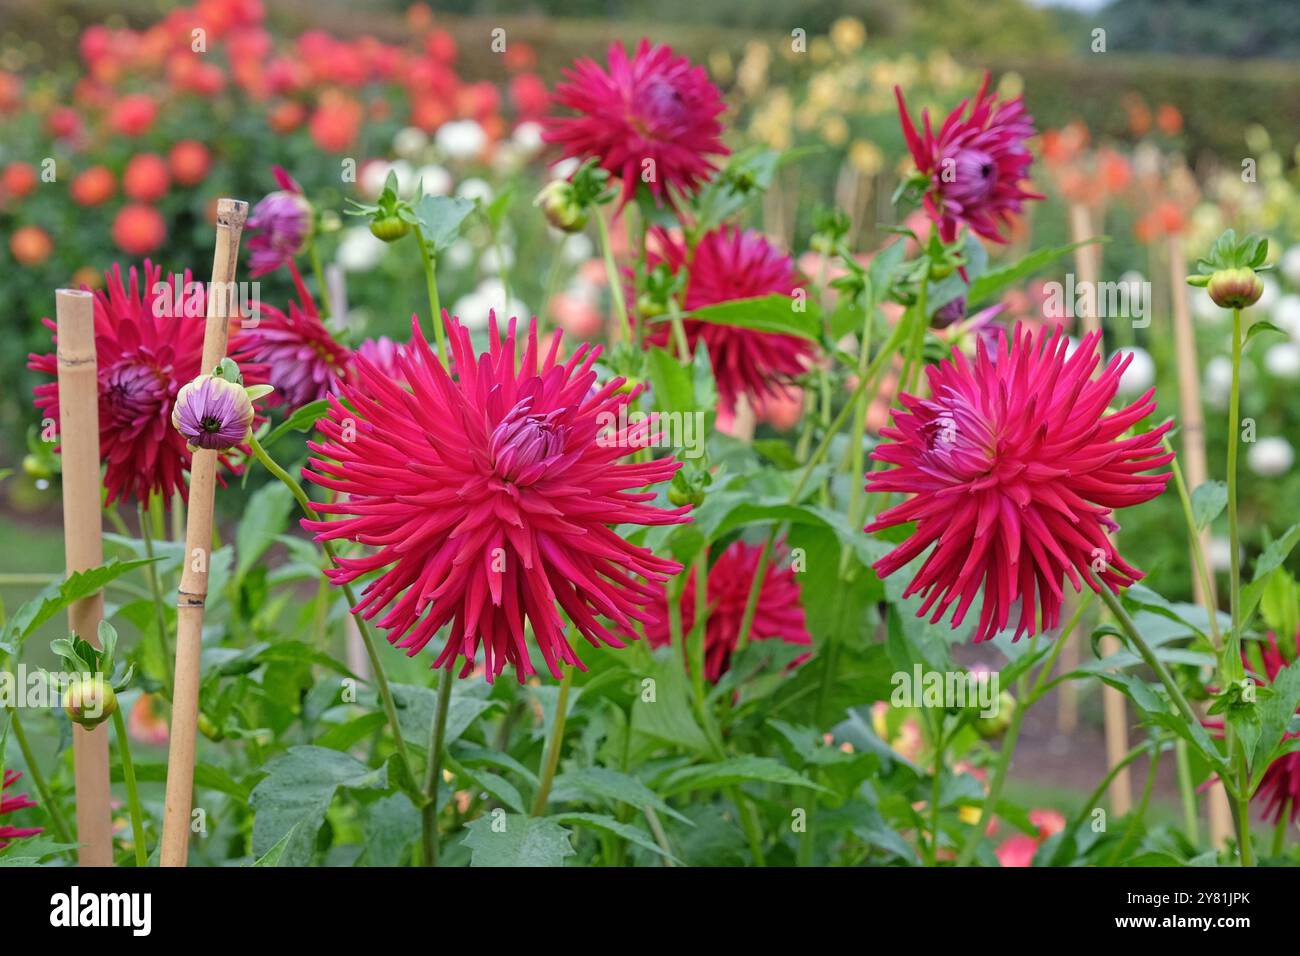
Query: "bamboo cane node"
215 198 249 232
55 353 96 367
177 590 208 607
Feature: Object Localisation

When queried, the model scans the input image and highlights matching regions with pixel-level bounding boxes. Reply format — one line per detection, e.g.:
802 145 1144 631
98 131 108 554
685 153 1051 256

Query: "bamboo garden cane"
1167 232 1234 848
160 198 248 867
1067 202 1133 815
56 288 115 867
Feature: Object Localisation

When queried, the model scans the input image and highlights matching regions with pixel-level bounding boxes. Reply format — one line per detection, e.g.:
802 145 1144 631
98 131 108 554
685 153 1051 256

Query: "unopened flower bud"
535 180 588 233
63 676 117 729
1207 267 1264 309
172 374 255 451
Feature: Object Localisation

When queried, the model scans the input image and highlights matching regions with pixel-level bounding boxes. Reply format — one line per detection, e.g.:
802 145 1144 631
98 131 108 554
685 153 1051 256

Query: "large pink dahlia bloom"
303 313 690 682
644 226 813 415
544 40 728 208
866 325 1172 643
29 261 265 505
646 540 810 682
896 73 1043 244
0 770 42 849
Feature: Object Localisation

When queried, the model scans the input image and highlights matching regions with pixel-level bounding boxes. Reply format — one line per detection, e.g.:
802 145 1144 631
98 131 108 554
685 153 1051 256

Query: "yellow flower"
959 805 983 826
810 36 834 65
821 116 849 147
849 140 884 176
830 16 867 54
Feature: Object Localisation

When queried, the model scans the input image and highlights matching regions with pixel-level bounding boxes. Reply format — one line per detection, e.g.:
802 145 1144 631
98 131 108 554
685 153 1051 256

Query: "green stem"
1097 585 1201 731
1105 746 1160 866
1226 307 1243 674
1163 436 1222 649
539 234 568 338
1175 739 1200 846
246 434 416 786
7 706 73 845
1237 761 1255 867
111 707 148 867
688 551 709 712
420 671 454 867
413 229 448 368
531 664 573 815
307 242 334 319
929 717 945 864
137 502 173 697
595 207 629 343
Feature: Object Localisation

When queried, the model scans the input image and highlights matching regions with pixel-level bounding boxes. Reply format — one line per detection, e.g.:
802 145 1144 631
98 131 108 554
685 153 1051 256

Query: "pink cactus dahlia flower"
303 313 690 682
29 262 265 505
246 165 312 278
866 325 1172 643
644 226 814 415
646 540 810 682
896 73 1043 244
0 770 41 849
544 40 728 208
232 264 351 409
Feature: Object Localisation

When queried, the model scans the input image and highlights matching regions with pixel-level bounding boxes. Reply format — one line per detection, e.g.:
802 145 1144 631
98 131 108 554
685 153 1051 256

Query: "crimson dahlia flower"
232 265 351 409
644 226 814 416
646 540 810 682
544 40 728 208
896 73 1043 244
246 165 312 277
866 325 1172 643
29 262 264 505
0 770 41 849
303 313 690 682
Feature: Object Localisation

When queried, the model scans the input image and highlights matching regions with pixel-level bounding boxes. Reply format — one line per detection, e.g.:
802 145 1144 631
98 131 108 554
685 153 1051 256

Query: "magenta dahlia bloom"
246 166 313 278
303 313 690 682
866 325 1172 643
896 73 1043 244
644 226 814 415
646 540 810 682
0 770 41 850
354 336 407 387
544 40 728 208
232 265 351 409
28 262 266 505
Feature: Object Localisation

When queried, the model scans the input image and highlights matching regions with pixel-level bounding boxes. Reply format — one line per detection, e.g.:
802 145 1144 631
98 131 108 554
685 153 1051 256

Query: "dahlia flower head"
644 226 814 416
544 39 728 208
0 770 41 850
28 261 265 505
231 264 352 409
896 73 1043 245
645 540 811 682
246 165 312 277
303 312 690 682
866 324 1172 643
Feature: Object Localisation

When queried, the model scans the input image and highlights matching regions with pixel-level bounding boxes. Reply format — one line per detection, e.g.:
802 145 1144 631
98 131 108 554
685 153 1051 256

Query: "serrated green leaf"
550 766 690 825
966 238 1107 308
460 813 574 867
657 756 828 796
550 811 679 863
1190 480 1228 530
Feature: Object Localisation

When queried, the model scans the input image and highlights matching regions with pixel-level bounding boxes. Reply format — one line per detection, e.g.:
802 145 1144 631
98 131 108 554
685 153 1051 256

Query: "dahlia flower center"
945 148 998 205
103 358 170 427
489 406 568 484
636 79 687 135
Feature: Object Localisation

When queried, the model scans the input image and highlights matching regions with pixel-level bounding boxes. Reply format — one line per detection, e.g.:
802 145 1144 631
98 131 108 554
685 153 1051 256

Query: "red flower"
111 204 167 255
544 40 728 208
123 153 171 202
645 540 810 682
309 90 362 152
168 140 211 187
108 93 158 137
2 161 38 201
866 325 1172 643
0 770 41 850
302 313 689 683
71 165 116 206
895 74 1043 244
643 226 814 416
29 261 265 505
231 264 350 408
10 225 52 266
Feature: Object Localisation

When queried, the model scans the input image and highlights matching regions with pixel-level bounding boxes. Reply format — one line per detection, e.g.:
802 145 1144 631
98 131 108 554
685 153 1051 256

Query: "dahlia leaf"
1243 319 1285 350
692 146 817 237
965 237 1107 309
1250 661 1300 791
412 195 475 253
455 744 540 788
391 682 499 750
259 398 330 450
656 756 830 797
360 793 419 867
677 293 821 342
235 480 293 580
460 814 574 868
315 712 387 752
251 820 301 867
644 345 698 415
249 746 389 865
927 235 987 315
551 812 680 863
0 558 160 652
1096 672 1226 774
630 651 711 753
1241 524 1300 629
1190 480 1228 529
447 757 526 814
550 767 691 825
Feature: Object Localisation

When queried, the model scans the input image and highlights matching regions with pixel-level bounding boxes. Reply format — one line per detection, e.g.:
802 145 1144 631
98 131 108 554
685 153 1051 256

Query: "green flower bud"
535 180 588 233
63 676 118 729
1207 267 1264 309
